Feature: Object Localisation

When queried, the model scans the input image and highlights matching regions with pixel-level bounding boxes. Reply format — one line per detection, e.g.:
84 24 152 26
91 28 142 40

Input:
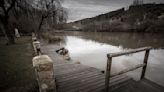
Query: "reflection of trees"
67 32 164 49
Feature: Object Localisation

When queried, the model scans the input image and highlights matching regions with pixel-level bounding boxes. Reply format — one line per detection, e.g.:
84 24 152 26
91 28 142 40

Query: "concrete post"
32 41 41 55
32 36 37 42
33 55 56 92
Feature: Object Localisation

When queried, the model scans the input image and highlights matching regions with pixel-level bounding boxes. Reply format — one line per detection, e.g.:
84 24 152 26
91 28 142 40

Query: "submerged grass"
0 36 38 92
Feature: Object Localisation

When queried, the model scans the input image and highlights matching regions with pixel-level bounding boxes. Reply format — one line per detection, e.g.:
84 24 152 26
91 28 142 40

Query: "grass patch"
0 36 38 92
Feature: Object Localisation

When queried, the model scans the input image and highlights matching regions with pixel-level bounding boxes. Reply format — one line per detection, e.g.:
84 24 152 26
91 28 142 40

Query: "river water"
58 31 164 86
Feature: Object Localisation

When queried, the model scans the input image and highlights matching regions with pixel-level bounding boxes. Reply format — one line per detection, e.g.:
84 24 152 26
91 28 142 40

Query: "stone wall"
32 35 57 92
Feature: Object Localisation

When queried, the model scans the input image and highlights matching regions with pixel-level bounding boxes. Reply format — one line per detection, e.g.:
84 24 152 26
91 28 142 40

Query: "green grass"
0 37 38 92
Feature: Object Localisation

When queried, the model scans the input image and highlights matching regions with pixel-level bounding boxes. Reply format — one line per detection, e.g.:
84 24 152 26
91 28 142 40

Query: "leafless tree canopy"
0 0 67 44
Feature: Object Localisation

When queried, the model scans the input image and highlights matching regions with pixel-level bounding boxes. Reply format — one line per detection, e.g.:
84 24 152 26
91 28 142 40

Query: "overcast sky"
61 0 164 22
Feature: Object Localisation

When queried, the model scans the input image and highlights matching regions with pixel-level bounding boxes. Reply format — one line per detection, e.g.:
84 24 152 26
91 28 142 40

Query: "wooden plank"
83 75 130 92
108 47 152 57
59 73 126 88
54 63 89 70
57 71 102 83
91 77 132 92
140 50 150 79
110 79 138 92
57 76 105 92
111 78 164 92
56 69 100 80
111 64 145 78
54 65 91 73
57 72 104 86
55 68 98 79
65 75 130 92
58 74 130 92
54 66 90 74
55 67 98 76
69 78 105 92
105 56 112 92
140 78 164 91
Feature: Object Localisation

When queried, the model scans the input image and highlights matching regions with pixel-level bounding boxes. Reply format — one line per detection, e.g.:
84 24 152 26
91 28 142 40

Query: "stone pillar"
33 55 56 92
32 41 41 55
32 36 37 42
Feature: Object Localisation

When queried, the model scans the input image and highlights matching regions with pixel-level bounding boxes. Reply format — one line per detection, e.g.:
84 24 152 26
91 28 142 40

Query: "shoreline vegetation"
64 4 164 33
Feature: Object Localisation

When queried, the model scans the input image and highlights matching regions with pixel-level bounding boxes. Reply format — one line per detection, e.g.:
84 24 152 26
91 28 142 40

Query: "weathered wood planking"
41 44 131 92
55 64 130 92
41 44 164 92
110 78 164 92
107 47 152 57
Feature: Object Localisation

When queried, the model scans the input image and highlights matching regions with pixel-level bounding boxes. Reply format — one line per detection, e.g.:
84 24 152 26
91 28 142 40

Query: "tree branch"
0 0 5 8
6 0 17 13
0 0 7 14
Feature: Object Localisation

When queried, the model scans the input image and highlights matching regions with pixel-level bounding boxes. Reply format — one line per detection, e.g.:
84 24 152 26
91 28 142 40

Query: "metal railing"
105 47 152 92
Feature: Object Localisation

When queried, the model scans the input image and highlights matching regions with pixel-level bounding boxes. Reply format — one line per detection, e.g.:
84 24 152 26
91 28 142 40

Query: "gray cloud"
62 0 164 22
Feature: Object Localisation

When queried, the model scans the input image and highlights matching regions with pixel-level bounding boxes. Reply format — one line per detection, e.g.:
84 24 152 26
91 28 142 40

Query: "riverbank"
0 36 38 92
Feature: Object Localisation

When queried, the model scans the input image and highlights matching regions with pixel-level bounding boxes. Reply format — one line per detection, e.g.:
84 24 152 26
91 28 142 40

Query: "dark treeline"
0 0 67 44
68 3 164 33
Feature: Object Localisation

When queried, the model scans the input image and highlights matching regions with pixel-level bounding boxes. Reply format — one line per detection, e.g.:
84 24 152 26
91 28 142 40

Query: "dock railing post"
140 50 150 80
105 54 112 92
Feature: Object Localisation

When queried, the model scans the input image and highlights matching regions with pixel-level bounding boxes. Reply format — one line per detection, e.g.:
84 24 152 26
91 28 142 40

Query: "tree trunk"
0 0 16 44
3 16 15 44
37 16 44 39
0 24 9 43
5 25 15 44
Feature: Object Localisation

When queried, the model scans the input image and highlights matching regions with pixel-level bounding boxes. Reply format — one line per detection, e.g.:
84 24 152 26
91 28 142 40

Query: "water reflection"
64 32 164 49
61 34 164 86
63 36 145 70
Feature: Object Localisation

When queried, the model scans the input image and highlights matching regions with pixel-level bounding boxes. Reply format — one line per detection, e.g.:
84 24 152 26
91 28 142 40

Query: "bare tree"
0 0 67 43
34 0 59 38
0 0 17 44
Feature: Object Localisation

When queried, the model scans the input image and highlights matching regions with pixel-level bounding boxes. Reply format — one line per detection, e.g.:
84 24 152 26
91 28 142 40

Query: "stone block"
33 55 53 67
32 37 37 41
32 41 41 54
33 55 56 92
38 71 54 79
37 63 53 72
40 79 56 90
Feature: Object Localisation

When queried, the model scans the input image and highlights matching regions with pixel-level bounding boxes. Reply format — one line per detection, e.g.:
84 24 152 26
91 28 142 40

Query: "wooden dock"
111 78 164 92
41 44 164 92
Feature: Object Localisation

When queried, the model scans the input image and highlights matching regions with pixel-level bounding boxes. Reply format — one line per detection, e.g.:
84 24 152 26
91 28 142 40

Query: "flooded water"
59 32 164 86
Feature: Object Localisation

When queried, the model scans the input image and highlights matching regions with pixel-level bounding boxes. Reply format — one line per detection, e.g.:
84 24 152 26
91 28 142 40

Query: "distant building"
125 6 129 11
158 13 164 19
133 0 144 6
